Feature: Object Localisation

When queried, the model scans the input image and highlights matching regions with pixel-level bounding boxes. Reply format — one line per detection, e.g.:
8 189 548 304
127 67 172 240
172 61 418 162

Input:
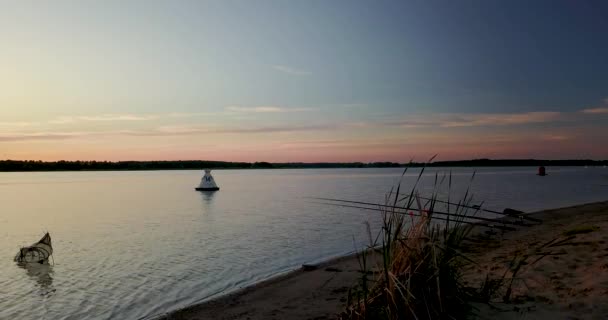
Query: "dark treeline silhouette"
0 159 606 172
268 162 402 169
0 160 402 171
0 160 249 172
426 159 608 167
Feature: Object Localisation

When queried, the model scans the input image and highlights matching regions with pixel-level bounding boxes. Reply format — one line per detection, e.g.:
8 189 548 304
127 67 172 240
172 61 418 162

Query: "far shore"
154 201 608 320
1 159 606 173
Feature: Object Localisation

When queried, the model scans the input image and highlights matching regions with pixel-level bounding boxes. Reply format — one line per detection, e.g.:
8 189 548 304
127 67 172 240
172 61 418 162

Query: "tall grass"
341 164 480 320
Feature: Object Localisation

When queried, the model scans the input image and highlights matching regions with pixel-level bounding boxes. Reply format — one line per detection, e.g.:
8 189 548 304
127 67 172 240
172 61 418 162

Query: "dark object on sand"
538 166 547 176
503 208 540 222
14 233 53 264
302 264 318 271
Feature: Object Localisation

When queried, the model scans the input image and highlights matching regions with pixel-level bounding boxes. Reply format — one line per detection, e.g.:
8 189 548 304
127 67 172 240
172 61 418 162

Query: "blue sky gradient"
1 0 607 161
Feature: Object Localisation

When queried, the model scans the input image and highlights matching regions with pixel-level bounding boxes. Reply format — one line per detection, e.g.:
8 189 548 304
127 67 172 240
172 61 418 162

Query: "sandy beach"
158 251 381 320
159 201 608 320
464 201 608 319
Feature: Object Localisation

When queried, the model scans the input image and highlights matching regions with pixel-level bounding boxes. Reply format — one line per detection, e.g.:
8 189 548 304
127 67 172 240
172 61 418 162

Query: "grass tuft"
340 162 478 320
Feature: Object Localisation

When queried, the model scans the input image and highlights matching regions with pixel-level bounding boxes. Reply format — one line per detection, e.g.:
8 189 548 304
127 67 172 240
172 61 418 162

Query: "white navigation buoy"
195 169 220 191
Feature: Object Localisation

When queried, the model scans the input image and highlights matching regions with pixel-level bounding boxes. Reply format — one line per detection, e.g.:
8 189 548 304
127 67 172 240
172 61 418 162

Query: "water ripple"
1 167 606 319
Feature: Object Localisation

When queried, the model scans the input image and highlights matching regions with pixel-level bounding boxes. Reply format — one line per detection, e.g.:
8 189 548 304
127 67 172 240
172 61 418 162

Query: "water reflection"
3 168 608 320
199 190 216 205
18 262 55 296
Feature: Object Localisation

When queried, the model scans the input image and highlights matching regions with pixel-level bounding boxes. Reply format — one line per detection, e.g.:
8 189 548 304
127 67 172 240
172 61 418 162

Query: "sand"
158 201 608 320
158 252 381 320
463 201 608 319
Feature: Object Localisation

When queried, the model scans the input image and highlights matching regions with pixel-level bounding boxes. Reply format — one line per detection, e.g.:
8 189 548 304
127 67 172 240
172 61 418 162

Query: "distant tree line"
426 159 608 167
0 159 605 172
0 160 250 172
0 160 403 172
259 162 403 169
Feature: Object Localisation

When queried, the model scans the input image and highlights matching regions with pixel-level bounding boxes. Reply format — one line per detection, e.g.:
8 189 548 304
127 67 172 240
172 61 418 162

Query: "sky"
1 0 607 162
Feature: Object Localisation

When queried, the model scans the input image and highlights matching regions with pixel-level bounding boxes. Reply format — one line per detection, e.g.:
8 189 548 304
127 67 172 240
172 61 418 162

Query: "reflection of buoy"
537 166 546 176
195 169 220 191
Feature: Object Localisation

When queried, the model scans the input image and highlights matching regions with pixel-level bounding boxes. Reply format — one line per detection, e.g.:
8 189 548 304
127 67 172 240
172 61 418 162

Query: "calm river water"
1 167 606 319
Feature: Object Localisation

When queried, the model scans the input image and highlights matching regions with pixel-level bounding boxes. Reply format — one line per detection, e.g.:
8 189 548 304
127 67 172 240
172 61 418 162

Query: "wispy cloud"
277 139 405 150
442 112 562 127
271 65 312 76
581 107 608 114
125 124 334 136
384 111 563 128
225 106 315 113
47 112 224 125
0 132 86 142
540 134 570 141
80 114 159 121
0 121 39 128
221 125 331 134
579 97 608 114
1 106 600 146
382 118 441 128
167 112 223 118
336 103 368 109
49 114 159 124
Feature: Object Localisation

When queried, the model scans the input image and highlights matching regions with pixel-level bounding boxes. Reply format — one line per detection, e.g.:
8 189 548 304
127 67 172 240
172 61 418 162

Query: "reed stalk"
339 162 477 320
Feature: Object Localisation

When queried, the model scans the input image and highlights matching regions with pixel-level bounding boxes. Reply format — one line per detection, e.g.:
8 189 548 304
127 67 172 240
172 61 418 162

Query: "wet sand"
159 201 608 320
158 252 380 320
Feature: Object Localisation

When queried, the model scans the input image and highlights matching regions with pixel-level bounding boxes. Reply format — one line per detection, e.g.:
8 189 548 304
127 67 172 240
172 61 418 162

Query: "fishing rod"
318 201 518 230
313 201 516 231
315 198 527 227
390 193 542 223
312 196 542 225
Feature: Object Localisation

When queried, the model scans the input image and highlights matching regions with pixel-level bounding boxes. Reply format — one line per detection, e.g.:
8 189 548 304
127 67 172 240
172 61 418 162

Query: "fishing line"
312 201 516 231
312 198 530 227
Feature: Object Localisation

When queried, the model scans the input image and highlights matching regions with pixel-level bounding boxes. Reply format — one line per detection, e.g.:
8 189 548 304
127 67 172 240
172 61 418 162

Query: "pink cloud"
581 107 608 114
0 132 86 142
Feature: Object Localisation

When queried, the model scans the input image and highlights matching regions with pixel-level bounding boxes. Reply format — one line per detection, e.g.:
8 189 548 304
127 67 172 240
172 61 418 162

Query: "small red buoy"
538 166 546 176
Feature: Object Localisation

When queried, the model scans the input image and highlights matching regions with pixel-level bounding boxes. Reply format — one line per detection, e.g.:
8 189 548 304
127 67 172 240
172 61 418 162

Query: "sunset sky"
1 0 607 162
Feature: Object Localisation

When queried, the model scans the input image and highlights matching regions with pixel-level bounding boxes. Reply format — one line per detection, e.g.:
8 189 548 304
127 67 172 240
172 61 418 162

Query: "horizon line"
1 158 606 164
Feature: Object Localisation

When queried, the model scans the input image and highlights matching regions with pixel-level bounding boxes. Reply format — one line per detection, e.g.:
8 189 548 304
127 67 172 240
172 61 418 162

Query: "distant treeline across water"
0 159 606 172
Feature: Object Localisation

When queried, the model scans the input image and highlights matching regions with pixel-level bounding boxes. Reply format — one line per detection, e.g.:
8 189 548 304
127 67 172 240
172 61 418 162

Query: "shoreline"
152 250 376 320
1 161 606 173
155 200 608 320
154 252 378 320
145 250 362 319
1 165 605 173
